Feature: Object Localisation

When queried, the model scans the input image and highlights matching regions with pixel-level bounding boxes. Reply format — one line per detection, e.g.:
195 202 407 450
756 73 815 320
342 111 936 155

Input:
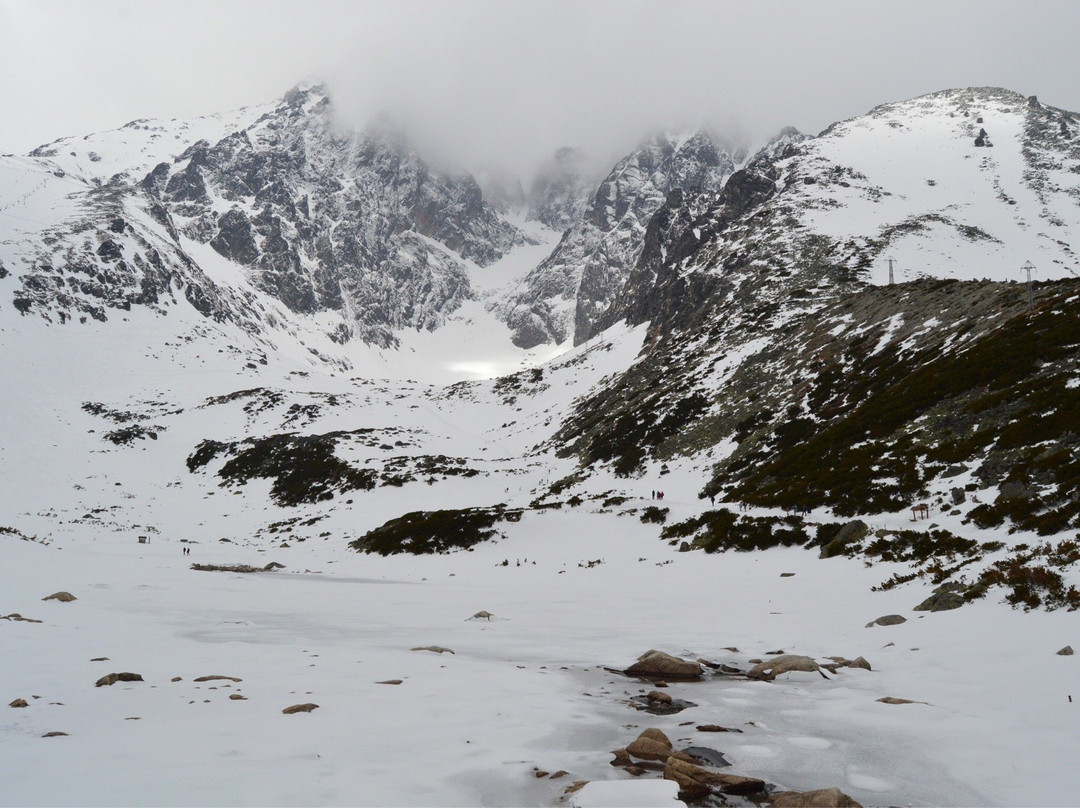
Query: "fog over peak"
4 0 1080 182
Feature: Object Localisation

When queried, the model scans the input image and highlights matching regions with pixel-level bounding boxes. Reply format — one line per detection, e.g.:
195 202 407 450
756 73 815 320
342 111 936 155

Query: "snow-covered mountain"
556 86 1080 535
3 84 1080 808
3 83 531 349
497 130 737 347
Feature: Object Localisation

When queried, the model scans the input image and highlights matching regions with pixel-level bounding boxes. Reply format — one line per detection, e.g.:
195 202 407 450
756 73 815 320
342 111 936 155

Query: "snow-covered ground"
2 296 1078 807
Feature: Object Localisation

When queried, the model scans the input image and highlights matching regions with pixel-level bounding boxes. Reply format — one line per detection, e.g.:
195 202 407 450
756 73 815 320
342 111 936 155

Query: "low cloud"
4 0 1080 180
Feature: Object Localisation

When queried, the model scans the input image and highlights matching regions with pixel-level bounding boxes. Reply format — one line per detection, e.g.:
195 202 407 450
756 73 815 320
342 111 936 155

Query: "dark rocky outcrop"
282 702 319 714
820 521 869 559
42 591 77 603
914 582 968 612
95 672 144 687
209 209 260 266
140 85 527 346
501 130 736 347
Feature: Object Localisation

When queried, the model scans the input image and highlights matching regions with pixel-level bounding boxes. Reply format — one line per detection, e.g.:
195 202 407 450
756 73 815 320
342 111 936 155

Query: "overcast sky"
3 0 1080 177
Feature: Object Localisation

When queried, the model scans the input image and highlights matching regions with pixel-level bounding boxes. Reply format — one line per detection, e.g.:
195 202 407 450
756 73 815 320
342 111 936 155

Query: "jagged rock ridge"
4 83 531 348
552 88 1080 534
141 85 529 346
497 130 737 348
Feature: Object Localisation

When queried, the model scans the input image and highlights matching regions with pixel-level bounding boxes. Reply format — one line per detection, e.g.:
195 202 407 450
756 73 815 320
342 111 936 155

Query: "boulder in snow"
42 591 77 602
624 650 703 679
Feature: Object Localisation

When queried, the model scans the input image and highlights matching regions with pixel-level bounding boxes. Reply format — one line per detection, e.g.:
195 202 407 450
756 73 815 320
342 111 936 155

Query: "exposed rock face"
8 83 527 349
499 130 736 347
590 156 781 342
142 85 527 347
750 126 809 163
526 147 594 231
820 521 869 558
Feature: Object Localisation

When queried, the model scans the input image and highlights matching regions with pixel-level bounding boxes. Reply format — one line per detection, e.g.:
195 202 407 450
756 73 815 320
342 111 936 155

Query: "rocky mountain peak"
4 80 532 349
498 129 737 348
750 126 808 163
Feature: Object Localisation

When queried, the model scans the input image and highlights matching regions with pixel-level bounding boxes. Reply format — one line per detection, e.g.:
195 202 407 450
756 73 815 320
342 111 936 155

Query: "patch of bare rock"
42 591 76 602
411 646 454 654
193 675 243 682
865 614 906 628
191 562 284 573
282 702 318 714
914 582 967 612
877 696 929 705
95 672 144 687
2 612 43 623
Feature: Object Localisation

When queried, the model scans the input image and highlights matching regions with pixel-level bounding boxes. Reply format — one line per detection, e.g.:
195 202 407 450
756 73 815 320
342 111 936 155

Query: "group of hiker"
650 490 666 500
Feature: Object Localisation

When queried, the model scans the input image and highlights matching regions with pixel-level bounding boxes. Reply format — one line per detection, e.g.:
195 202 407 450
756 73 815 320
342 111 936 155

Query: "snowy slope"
23 102 274 186
2 305 1078 805
781 88 1080 283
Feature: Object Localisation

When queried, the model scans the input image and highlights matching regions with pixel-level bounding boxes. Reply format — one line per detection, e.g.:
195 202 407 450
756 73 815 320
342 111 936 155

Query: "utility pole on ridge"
1022 260 1035 311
